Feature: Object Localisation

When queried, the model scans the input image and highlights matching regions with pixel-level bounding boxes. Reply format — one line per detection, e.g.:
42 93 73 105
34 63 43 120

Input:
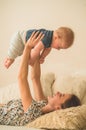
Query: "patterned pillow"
27 105 86 129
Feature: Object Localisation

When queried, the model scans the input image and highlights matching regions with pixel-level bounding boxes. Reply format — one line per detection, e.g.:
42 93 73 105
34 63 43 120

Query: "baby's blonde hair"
56 27 74 48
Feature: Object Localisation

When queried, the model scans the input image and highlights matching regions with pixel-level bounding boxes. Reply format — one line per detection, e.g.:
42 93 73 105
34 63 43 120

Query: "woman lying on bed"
0 31 81 126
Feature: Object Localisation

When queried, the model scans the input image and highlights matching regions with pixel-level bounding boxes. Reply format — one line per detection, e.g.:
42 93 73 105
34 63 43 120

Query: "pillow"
0 83 20 104
40 72 55 97
0 72 55 104
52 74 86 104
29 72 55 99
27 105 86 129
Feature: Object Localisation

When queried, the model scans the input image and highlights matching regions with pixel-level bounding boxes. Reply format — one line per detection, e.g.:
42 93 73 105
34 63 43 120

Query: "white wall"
0 0 86 86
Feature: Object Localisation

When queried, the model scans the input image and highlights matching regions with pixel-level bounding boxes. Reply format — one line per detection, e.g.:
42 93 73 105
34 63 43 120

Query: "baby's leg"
4 58 14 69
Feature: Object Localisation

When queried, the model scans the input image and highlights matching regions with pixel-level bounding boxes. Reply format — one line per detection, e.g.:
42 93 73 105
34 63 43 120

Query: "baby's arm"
39 47 51 64
29 41 44 65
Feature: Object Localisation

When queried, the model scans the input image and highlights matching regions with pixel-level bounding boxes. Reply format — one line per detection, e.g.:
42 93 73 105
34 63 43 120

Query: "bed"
0 70 86 130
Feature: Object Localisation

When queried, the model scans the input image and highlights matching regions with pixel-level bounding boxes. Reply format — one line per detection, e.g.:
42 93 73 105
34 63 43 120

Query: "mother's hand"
25 31 44 49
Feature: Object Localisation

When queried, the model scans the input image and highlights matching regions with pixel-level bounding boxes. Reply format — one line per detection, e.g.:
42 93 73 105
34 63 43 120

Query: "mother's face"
47 91 72 110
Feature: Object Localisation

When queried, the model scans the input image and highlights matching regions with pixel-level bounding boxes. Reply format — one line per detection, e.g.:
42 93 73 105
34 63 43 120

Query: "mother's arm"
30 57 46 101
18 32 44 112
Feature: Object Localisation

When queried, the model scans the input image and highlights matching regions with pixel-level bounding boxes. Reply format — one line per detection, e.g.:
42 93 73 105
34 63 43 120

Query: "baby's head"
53 27 74 49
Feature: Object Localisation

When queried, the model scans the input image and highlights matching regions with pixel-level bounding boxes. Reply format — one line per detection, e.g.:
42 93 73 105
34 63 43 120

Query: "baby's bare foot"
4 58 14 69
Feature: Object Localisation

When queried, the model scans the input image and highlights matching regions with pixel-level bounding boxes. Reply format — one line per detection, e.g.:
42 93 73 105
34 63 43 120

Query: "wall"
0 0 86 86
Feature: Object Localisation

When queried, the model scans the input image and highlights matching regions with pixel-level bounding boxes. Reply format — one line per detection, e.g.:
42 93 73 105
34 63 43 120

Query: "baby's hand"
4 58 14 69
39 48 51 64
39 56 45 64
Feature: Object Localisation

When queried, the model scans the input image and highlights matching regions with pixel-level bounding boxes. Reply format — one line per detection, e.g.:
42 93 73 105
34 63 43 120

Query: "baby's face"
52 31 68 50
55 33 68 50
54 36 67 50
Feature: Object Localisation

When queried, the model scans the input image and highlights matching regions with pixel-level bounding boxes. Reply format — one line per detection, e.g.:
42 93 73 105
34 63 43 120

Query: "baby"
4 27 74 68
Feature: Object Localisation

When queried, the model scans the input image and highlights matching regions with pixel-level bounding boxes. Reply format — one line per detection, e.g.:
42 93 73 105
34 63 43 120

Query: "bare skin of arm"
39 47 52 63
18 32 44 112
29 41 44 65
29 41 51 65
30 57 46 101
18 44 32 112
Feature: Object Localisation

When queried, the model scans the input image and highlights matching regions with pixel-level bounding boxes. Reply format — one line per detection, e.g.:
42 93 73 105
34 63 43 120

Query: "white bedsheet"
0 125 41 130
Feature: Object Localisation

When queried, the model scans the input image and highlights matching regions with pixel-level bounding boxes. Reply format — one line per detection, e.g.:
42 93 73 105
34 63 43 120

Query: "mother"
0 32 81 126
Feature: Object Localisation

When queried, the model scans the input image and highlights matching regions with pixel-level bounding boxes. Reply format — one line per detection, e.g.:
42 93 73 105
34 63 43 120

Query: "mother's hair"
61 94 81 109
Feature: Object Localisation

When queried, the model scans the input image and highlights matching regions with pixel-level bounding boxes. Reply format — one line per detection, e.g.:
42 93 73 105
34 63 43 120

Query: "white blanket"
0 125 41 130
